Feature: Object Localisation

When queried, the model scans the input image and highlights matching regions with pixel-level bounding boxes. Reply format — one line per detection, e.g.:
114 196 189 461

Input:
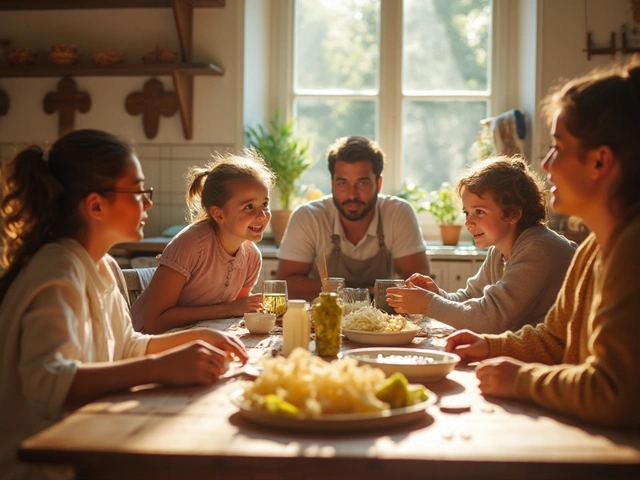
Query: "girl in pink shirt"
133 150 275 333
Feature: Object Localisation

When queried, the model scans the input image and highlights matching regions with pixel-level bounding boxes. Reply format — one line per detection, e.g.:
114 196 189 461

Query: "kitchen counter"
110 237 487 263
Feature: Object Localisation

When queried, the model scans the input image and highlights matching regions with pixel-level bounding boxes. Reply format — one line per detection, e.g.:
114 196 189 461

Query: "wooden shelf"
0 0 226 140
0 62 223 78
0 1 224 10
0 0 225 60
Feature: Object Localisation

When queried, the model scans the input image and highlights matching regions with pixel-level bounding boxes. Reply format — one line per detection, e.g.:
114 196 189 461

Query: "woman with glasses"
0 129 248 480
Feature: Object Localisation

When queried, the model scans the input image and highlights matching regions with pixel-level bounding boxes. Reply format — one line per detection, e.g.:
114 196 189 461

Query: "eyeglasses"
100 187 153 202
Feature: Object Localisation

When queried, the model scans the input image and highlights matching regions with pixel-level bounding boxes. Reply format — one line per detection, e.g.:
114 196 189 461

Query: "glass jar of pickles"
321 277 345 298
313 292 343 356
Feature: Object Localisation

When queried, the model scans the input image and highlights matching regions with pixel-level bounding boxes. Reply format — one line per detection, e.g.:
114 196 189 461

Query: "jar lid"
287 299 307 306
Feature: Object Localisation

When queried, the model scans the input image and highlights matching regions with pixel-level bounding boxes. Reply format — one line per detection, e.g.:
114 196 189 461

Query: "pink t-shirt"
156 221 261 306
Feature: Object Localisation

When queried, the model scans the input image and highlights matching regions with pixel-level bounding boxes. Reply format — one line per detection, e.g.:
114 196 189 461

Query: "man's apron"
325 207 392 288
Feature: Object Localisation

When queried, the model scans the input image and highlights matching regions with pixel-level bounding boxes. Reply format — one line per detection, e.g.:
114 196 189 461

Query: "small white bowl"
244 312 276 334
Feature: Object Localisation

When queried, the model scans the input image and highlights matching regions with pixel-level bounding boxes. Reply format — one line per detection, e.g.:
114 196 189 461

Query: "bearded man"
277 135 431 301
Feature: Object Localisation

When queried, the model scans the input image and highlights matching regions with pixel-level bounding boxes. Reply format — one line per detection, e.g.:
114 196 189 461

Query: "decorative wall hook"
43 77 91 136
125 78 179 139
621 31 640 54
585 32 616 60
0 90 8 116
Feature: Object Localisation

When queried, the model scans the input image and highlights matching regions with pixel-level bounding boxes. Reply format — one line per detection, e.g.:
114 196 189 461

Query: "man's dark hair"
327 136 385 179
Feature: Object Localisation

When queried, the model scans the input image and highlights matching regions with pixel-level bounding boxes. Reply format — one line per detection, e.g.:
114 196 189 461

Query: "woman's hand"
406 273 440 294
386 285 433 315
445 329 490 363
198 329 249 364
475 357 523 398
152 340 232 386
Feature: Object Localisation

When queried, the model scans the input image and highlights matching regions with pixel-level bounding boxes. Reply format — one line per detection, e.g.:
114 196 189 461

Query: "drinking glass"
263 280 288 316
343 288 355 315
374 279 405 315
343 287 370 315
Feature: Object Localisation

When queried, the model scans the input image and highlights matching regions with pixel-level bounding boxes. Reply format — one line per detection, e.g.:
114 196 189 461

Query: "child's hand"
445 330 489 363
475 356 523 398
386 286 433 315
153 340 232 386
407 273 440 294
229 293 263 316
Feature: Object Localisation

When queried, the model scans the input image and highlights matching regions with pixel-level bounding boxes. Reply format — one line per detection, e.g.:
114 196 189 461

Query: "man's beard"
333 192 378 222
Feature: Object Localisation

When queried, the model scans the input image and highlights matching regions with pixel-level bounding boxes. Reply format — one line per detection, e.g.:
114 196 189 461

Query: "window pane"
403 0 491 92
296 98 377 195
402 100 488 192
295 0 380 91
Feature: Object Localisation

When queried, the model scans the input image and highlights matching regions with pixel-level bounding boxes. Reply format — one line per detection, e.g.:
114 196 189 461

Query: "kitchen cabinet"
430 258 483 292
252 259 279 294
250 257 486 295
112 239 486 294
0 0 225 139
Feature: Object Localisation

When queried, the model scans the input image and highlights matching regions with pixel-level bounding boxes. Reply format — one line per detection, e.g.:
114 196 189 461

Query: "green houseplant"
397 182 462 246
245 110 316 245
397 183 429 213
427 183 462 246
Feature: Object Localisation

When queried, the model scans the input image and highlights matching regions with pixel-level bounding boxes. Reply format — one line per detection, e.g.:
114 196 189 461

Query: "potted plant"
245 110 316 246
426 183 462 246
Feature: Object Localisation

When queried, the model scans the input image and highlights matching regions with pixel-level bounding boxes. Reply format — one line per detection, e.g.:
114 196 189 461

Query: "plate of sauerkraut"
231 349 436 432
341 328 419 346
342 306 420 345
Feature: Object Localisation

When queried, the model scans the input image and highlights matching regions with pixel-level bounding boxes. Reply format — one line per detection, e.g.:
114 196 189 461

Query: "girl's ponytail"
185 166 210 224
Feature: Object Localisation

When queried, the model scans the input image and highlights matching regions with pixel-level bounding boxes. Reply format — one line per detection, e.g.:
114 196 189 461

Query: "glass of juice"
262 279 288 316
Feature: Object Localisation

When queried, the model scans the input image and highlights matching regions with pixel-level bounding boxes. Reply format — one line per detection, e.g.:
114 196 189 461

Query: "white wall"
530 0 637 168
0 2 246 236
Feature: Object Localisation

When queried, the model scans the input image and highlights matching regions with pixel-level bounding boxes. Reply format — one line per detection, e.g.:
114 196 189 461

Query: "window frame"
271 0 517 236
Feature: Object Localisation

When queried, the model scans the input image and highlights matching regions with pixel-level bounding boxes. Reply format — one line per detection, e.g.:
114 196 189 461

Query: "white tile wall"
0 141 235 237
136 143 235 236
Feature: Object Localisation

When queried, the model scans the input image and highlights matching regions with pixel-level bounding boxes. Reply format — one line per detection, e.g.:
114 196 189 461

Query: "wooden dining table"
18 317 640 480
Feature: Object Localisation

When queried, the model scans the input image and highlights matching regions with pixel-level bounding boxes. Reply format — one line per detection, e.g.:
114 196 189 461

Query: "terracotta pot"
439 224 462 246
270 210 292 247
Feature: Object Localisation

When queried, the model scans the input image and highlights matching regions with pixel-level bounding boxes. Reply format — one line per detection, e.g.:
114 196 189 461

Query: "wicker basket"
49 45 78 65
142 45 177 64
5 47 35 66
91 50 123 65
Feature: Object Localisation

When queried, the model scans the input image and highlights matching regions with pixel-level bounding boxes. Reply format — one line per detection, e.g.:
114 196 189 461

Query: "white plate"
342 328 418 346
230 388 436 432
341 347 460 382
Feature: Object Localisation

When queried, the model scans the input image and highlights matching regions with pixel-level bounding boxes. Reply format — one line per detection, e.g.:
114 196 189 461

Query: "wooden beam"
0 63 223 78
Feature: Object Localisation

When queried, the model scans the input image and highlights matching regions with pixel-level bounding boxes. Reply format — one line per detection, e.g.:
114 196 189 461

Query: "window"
274 0 510 234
